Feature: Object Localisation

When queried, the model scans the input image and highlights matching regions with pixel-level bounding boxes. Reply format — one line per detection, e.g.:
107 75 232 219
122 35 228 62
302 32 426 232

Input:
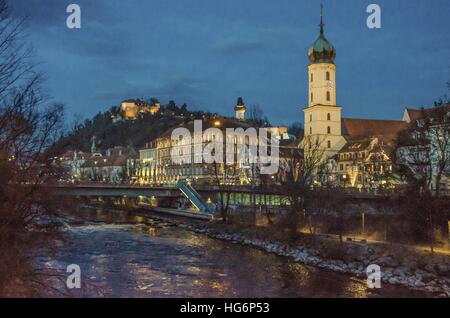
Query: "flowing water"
36 207 429 297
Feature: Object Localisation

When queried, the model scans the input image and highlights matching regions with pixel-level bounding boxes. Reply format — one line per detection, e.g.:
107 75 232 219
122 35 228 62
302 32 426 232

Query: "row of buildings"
59 106 448 191
59 95 413 190
59 11 450 192
61 98 295 186
59 142 139 184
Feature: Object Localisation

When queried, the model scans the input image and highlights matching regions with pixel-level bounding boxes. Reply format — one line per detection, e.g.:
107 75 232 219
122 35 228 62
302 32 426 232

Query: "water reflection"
39 208 428 298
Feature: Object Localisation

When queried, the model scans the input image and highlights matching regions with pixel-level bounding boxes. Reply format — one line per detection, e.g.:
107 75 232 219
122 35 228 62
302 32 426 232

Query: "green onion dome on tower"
308 9 336 64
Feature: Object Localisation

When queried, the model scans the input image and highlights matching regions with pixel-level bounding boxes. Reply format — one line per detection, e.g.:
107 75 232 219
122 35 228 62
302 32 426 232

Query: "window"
327 126 331 134
310 114 312 122
311 73 313 82
327 113 331 120
340 164 344 171
326 91 330 101
310 127 312 134
311 93 313 102
327 140 331 148
326 71 330 81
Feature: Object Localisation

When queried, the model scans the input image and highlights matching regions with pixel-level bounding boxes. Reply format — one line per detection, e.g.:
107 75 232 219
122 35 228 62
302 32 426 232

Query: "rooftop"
341 118 408 141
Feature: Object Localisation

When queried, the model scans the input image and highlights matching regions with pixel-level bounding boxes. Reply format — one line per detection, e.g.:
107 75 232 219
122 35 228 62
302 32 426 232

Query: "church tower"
303 6 345 158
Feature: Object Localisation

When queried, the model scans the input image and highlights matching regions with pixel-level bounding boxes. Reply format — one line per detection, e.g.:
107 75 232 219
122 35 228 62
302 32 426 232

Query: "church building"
303 9 408 188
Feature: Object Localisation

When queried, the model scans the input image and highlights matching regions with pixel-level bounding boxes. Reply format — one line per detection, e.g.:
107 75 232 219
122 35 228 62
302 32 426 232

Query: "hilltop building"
234 97 246 120
120 98 161 120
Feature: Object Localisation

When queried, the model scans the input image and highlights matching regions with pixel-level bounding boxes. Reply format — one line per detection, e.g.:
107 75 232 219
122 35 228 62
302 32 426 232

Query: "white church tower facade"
303 7 345 159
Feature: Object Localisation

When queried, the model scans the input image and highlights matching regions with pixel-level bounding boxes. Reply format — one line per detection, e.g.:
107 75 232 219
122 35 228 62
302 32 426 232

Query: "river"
36 207 429 297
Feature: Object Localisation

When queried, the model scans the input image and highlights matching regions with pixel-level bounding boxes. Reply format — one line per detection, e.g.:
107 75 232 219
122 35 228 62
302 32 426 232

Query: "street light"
361 211 365 236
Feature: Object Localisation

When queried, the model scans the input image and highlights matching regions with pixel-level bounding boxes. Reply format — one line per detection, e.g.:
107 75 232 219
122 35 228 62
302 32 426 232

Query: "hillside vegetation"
59 102 216 153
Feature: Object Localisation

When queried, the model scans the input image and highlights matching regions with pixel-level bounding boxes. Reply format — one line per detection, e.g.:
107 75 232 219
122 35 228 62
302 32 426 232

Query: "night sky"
9 0 450 126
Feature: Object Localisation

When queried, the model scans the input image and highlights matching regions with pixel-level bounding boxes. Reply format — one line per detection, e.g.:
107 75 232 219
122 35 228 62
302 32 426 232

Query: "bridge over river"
54 183 289 215
54 183 394 207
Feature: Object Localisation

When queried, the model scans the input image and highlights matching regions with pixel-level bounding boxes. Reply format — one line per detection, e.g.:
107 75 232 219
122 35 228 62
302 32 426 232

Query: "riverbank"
139 210 450 297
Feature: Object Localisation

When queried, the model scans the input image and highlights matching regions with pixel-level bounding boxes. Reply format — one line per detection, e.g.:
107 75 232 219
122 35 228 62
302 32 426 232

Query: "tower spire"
91 136 97 154
319 3 324 34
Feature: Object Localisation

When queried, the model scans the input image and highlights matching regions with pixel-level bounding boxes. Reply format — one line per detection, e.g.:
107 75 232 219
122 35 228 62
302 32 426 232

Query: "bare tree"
277 135 325 238
396 101 450 197
395 101 450 253
248 104 269 127
209 160 240 223
0 1 65 296
307 186 348 250
258 171 274 224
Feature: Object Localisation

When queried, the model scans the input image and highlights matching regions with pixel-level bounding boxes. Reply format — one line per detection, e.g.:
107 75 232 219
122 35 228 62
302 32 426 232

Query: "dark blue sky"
10 0 450 126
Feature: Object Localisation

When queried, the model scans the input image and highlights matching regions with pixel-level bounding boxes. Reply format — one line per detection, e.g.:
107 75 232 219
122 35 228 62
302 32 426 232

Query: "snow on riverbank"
149 215 450 297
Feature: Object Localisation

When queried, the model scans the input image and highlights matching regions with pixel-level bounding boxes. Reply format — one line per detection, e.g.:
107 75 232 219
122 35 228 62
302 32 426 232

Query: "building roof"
121 98 149 107
341 118 407 141
404 108 423 123
82 155 129 168
61 151 93 161
338 137 395 161
338 138 373 153
105 146 138 158
157 117 253 139
404 103 450 123
235 97 246 111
